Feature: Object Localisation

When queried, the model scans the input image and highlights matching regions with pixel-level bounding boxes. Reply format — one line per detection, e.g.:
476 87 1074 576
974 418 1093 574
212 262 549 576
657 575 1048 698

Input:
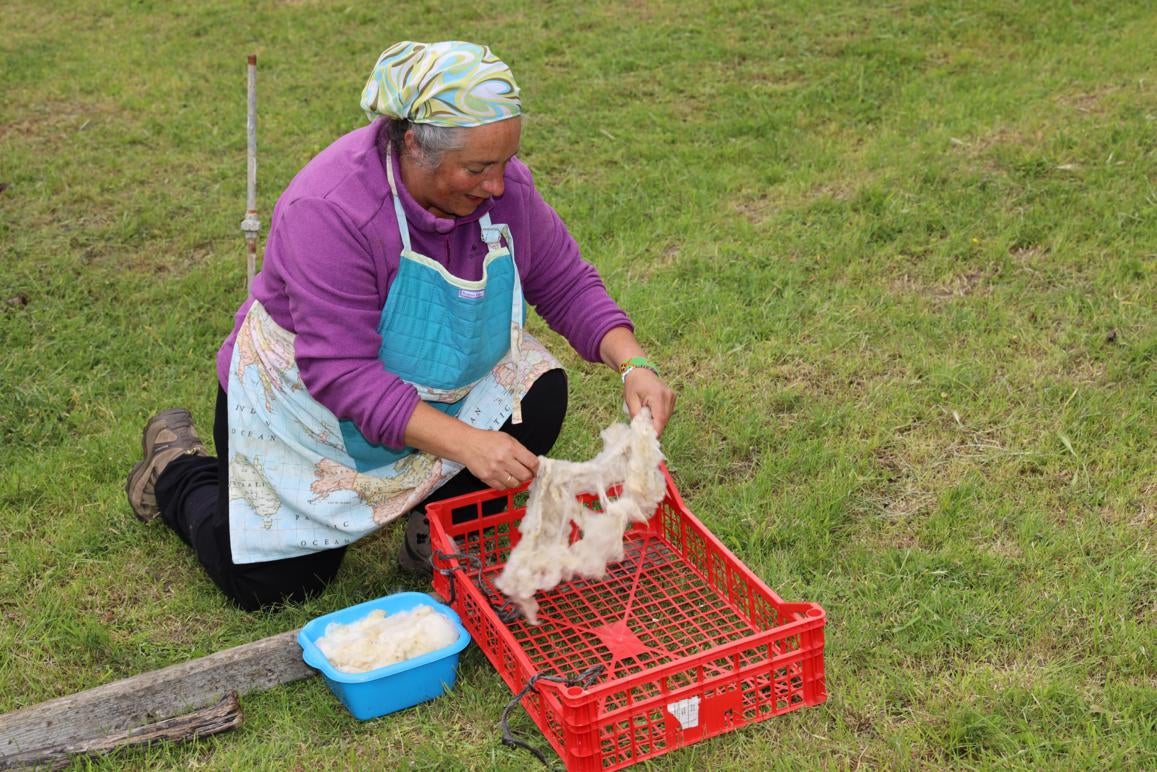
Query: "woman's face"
404 117 522 219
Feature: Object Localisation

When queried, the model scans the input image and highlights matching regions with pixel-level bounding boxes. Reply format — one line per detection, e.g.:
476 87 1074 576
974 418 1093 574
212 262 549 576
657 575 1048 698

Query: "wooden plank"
1 691 243 770
0 630 315 767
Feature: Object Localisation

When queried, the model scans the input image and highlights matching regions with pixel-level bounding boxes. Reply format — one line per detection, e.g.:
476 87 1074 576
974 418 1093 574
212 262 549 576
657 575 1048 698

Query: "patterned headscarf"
360 41 521 127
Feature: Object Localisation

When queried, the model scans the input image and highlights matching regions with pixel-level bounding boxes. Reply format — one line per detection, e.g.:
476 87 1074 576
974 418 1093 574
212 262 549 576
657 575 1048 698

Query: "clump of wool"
495 408 665 624
316 605 459 673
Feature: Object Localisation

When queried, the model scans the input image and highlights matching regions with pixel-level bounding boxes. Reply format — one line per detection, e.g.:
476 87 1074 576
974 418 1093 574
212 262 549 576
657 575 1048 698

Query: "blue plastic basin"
298 592 471 720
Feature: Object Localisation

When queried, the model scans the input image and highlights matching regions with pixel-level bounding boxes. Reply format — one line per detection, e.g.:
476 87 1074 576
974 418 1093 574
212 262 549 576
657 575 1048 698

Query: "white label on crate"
666 696 701 730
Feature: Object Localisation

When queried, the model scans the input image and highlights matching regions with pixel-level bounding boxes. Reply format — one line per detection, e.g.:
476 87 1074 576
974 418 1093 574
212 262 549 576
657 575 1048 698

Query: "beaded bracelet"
619 356 659 383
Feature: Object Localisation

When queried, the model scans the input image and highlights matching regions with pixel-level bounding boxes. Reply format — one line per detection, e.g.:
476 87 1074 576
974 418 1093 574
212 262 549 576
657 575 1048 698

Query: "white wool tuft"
494 408 665 624
316 605 459 673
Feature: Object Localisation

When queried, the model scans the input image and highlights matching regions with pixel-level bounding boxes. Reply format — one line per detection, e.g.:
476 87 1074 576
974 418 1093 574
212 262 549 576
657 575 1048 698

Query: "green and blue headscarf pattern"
361 41 521 127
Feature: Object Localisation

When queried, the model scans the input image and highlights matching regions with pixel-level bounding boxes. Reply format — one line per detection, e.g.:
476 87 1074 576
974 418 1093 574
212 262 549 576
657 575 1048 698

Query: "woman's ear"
402 128 421 160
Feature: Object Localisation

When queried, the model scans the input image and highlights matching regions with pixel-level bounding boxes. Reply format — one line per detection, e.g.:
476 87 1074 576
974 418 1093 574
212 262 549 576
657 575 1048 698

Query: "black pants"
155 369 567 611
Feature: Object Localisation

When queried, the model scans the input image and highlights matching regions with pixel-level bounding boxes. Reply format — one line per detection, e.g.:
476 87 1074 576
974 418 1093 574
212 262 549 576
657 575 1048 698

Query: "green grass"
2 0 1154 768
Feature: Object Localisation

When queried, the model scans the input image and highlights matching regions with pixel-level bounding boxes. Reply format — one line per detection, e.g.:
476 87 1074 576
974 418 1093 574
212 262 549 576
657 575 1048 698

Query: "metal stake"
240 53 260 293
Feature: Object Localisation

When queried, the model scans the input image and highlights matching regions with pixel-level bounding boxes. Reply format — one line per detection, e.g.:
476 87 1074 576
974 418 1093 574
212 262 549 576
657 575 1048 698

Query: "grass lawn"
1 0 1154 768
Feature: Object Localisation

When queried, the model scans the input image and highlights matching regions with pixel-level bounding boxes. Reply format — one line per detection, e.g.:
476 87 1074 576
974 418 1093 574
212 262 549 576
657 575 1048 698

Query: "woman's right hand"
459 427 540 490
404 402 539 491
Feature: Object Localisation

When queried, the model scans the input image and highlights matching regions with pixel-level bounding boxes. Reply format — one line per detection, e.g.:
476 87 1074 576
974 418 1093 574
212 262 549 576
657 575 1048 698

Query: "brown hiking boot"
397 507 432 576
125 408 209 522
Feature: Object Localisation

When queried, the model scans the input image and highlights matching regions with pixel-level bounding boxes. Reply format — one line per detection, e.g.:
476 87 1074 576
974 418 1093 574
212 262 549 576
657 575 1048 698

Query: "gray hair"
386 118 465 168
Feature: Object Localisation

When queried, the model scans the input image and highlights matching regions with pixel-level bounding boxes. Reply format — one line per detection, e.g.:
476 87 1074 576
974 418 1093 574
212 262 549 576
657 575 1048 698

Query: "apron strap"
383 143 413 253
480 214 525 424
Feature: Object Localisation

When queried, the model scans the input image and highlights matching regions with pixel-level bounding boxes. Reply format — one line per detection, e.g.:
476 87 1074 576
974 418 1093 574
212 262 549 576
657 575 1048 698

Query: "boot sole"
397 539 433 576
397 508 433 576
125 459 157 521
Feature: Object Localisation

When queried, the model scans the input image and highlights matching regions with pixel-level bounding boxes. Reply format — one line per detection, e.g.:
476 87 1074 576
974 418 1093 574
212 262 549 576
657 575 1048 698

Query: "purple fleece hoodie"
217 120 632 450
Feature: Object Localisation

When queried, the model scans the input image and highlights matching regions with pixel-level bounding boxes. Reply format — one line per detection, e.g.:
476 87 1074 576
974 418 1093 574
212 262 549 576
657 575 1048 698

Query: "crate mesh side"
595 651 813 769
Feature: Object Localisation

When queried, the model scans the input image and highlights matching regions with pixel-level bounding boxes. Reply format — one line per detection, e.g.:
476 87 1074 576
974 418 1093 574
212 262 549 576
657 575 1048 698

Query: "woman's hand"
458 426 539 490
598 326 677 436
623 367 676 435
404 402 538 490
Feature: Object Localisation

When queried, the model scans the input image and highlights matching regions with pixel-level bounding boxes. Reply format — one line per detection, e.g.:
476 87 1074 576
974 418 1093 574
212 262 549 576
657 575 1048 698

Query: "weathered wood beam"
2 691 243 770
0 630 315 768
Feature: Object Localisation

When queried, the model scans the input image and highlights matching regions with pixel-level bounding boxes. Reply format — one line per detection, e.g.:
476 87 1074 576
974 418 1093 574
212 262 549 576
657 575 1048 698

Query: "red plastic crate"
428 466 826 771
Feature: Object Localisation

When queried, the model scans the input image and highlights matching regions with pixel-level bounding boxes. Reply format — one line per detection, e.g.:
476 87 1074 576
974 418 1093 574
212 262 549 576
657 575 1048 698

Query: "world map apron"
226 150 560 564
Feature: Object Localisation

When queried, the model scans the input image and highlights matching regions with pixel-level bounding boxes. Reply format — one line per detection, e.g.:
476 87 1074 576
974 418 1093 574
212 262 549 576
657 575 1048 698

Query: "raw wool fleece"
494 408 665 624
316 605 459 673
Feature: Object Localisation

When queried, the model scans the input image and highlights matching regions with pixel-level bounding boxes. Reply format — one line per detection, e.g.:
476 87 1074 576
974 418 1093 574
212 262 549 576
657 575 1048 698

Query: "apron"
226 148 560 564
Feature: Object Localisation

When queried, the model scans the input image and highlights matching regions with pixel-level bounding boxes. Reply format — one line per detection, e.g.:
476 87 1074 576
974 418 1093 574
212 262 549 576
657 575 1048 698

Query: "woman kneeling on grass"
125 41 676 611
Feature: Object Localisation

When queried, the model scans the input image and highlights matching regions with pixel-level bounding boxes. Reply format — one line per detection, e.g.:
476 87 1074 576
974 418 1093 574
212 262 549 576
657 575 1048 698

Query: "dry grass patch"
1055 85 1120 115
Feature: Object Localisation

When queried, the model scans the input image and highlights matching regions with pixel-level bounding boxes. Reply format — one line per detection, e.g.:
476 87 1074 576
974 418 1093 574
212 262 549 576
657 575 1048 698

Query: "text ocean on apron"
225 144 557 563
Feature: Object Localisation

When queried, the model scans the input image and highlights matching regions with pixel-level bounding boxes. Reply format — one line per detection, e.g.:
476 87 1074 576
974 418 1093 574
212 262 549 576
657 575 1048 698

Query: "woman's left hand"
623 367 676 436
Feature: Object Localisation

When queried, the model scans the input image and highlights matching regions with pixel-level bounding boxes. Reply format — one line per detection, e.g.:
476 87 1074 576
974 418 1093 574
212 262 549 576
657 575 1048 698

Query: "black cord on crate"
500 665 606 768
434 550 522 623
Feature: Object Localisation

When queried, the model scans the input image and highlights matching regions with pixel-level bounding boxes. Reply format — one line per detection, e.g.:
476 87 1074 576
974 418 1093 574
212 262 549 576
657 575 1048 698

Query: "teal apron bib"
226 147 555 564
